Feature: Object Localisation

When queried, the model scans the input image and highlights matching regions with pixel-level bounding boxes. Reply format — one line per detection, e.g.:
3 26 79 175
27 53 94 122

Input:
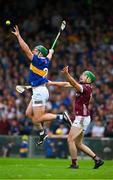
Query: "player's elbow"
72 84 83 92
22 47 33 61
26 52 33 61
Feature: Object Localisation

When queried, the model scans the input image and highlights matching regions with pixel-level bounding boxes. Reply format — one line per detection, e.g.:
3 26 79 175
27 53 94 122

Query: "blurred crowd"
0 0 113 137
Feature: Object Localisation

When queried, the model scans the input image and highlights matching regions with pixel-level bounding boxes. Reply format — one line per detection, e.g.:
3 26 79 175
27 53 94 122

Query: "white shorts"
32 86 49 107
72 116 91 131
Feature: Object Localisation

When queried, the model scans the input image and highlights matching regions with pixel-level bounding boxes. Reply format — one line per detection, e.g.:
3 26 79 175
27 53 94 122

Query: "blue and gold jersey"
29 55 50 87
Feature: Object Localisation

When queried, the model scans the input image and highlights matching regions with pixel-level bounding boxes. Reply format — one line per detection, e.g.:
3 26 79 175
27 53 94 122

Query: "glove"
49 49 54 54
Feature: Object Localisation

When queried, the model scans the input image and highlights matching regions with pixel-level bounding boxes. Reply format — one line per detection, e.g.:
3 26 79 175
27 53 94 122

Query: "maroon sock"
72 159 77 166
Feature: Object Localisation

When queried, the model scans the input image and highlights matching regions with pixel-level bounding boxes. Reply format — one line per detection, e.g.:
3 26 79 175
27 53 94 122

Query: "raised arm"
62 66 83 92
47 81 72 87
12 25 33 61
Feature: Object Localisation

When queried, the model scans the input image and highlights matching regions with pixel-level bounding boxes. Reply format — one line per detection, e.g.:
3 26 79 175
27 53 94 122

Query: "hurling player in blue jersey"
12 25 69 145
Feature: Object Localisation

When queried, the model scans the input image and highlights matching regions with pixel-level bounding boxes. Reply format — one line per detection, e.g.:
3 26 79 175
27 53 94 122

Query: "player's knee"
76 143 82 149
67 135 75 143
32 115 41 123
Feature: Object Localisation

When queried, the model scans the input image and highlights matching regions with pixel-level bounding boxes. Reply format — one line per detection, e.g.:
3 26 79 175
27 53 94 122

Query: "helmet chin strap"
37 52 42 57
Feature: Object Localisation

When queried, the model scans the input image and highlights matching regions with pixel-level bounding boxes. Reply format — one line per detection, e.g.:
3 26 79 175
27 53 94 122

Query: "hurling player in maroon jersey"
61 66 104 169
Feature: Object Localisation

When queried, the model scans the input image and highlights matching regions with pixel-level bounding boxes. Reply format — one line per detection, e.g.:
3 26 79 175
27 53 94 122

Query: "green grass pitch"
0 158 112 179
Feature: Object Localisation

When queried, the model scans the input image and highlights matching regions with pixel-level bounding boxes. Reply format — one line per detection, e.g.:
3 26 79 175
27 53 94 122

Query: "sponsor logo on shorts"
34 100 43 104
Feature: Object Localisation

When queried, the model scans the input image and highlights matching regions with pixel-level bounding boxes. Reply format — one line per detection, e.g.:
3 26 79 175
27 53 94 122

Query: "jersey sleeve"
46 57 51 66
82 84 92 94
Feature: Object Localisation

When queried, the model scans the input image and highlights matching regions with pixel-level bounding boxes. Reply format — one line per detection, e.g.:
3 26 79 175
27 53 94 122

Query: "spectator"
19 135 28 158
104 119 113 137
91 119 105 138
2 142 14 157
0 115 10 135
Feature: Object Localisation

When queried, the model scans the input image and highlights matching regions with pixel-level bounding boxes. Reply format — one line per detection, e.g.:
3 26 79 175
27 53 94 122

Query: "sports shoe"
69 164 79 169
63 111 72 129
93 159 104 169
34 131 48 146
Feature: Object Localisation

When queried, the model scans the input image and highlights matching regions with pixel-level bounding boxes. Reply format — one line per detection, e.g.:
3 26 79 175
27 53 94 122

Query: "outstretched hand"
61 66 69 75
11 25 20 37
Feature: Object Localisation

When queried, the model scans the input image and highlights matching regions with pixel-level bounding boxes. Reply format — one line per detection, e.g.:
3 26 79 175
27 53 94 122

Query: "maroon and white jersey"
74 83 92 116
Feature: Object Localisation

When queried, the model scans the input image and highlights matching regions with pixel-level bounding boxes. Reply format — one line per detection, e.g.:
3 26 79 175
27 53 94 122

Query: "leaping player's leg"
32 106 66 143
26 100 33 119
36 113 58 122
67 126 83 169
26 100 47 145
31 86 70 145
38 111 72 129
26 100 43 130
32 105 48 145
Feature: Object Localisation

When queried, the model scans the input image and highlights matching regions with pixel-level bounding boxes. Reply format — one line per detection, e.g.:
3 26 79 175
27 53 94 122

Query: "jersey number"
43 68 48 77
